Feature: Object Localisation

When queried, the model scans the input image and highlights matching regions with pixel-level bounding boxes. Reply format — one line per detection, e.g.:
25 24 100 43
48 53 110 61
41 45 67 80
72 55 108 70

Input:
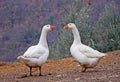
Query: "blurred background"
0 0 120 61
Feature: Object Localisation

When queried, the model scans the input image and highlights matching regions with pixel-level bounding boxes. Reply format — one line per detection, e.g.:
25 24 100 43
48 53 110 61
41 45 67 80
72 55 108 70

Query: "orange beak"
64 24 69 29
50 25 55 30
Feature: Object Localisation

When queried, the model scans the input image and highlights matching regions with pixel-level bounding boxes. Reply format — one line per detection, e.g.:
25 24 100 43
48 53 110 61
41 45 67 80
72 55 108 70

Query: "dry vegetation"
0 51 120 82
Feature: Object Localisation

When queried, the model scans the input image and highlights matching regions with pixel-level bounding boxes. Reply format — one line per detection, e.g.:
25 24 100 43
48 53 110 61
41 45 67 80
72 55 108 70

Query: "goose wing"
23 45 48 58
79 44 106 58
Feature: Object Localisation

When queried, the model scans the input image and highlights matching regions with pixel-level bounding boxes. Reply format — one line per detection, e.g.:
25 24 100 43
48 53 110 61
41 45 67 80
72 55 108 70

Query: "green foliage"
2 33 10 41
23 27 39 44
7 43 16 50
50 0 120 59
92 1 120 52
48 16 54 24
50 0 91 59
49 28 73 59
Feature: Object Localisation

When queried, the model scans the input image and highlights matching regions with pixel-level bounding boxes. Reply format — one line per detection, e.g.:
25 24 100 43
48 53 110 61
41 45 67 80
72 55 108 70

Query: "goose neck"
71 27 81 44
38 29 48 48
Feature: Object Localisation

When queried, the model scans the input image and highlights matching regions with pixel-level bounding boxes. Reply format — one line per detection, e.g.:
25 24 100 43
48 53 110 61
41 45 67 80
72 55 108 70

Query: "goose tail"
100 53 107 58
17 56 30 63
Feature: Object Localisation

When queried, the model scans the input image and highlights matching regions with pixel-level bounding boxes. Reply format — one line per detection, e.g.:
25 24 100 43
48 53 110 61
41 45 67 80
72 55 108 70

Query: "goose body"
17 24 55 76
64 23 106 72
18 45 49 67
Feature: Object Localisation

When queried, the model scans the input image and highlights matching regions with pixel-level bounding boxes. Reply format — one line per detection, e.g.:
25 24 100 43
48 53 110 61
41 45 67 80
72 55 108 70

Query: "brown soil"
0 51 120 82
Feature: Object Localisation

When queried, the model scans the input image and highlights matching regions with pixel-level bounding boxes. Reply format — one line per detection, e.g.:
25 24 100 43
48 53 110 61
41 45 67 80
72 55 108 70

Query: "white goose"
64 23 106 72
17 24 55 76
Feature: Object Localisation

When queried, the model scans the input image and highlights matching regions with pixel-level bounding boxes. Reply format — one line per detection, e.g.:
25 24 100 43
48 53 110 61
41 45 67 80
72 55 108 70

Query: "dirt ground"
0 51 120 82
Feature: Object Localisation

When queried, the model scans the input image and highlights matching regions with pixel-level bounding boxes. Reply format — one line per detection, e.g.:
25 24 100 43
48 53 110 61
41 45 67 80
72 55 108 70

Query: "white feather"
66 23 106 68
17 24 54 67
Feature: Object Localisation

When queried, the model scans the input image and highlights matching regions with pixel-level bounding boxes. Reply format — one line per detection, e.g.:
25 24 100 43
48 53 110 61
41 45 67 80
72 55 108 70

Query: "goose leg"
29 67 33 76
81 66 87 72
39 66 42 76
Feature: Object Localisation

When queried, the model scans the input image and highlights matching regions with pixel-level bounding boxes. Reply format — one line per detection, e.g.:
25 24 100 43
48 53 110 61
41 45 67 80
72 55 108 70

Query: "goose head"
43 24 55 32
64 23 76 29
